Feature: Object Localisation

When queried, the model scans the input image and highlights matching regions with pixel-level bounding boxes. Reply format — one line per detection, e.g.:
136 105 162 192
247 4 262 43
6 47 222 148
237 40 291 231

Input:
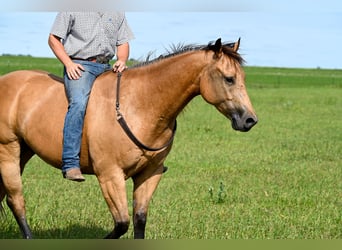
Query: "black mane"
130 40 244 69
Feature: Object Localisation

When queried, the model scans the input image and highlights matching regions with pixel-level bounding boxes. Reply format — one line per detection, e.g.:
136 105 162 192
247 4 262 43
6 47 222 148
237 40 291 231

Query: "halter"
115 72 177 151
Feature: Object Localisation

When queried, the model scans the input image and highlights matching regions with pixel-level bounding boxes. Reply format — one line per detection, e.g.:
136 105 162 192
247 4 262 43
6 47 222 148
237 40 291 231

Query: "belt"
70 55 110 64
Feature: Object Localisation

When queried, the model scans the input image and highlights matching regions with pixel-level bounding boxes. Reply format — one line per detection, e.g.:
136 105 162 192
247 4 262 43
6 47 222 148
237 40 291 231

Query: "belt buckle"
96 55 109 64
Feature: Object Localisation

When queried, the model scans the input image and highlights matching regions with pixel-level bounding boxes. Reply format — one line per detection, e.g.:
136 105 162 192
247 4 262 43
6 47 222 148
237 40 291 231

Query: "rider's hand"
65 62 85 80
113 60 128 73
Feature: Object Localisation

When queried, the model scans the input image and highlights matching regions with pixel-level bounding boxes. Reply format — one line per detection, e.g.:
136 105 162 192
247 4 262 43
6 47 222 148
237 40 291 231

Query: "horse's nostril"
246 117 257 128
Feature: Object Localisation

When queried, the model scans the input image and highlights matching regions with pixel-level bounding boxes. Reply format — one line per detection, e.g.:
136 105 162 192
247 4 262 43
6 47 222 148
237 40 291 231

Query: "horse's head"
199 38 258 132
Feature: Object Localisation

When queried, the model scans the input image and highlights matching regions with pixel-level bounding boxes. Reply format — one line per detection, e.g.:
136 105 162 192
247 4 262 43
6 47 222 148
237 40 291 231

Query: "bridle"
115 72 177 151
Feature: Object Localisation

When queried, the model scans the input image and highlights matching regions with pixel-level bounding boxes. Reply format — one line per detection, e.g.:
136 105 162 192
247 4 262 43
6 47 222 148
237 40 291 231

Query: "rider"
48 12 134 182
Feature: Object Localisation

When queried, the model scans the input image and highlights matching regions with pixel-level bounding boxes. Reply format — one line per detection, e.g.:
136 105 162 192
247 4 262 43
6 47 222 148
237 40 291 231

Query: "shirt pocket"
103 21 119 47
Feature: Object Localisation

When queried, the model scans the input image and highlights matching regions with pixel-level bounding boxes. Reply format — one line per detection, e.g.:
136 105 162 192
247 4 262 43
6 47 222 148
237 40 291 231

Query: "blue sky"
0 1 341 69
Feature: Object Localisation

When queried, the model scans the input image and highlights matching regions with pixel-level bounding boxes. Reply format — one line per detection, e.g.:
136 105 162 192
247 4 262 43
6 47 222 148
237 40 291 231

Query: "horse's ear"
233 38 241 52
213 38 223 58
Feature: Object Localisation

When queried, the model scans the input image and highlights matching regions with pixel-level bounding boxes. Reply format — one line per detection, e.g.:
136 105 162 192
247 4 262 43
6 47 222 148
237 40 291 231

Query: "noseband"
115 72 177 151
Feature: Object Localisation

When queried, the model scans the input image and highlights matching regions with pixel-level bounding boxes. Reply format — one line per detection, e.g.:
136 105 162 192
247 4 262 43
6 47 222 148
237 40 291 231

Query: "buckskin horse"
0 38 257 238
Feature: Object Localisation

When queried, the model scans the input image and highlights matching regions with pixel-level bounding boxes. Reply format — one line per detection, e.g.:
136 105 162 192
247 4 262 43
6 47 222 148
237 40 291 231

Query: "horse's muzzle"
231 113 258 132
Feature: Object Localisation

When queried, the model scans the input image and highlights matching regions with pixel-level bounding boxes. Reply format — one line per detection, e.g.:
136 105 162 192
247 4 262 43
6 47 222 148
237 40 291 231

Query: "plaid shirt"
50 12 134 60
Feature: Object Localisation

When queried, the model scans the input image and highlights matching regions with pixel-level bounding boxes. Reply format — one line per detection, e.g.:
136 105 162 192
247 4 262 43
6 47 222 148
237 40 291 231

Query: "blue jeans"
62 60 111 173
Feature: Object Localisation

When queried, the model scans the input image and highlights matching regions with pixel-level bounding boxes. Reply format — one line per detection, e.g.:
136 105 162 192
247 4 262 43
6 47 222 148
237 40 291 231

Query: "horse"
0 38 257 239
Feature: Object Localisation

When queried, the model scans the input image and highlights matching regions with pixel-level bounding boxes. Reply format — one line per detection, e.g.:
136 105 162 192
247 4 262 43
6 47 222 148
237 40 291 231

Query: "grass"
0 56 341 239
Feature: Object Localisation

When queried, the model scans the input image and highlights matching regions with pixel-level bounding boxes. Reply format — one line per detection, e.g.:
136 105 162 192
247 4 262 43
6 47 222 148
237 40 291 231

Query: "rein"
115 72 177 151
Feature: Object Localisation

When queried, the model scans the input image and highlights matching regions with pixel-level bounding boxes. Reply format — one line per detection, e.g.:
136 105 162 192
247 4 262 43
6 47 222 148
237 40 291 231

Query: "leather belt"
70 55 110 64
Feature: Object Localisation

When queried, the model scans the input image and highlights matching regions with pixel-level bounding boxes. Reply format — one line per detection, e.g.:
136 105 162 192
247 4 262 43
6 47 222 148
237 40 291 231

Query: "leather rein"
115 72 177 151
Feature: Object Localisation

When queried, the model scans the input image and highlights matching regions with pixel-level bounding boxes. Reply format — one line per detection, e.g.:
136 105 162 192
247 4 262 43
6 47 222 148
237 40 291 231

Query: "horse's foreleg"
0 143 32 239
132 165 164 239
97 172 130 239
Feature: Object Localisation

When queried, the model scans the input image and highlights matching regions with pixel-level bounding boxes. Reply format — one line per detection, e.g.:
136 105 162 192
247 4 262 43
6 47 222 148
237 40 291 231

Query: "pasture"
0 56 341 239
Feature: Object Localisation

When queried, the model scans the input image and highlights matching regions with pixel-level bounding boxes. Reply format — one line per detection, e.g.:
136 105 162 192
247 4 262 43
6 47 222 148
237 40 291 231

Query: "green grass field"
0 56 341 239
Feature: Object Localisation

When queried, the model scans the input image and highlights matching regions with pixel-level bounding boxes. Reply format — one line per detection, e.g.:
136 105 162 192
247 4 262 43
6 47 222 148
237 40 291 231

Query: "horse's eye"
225 76 235 85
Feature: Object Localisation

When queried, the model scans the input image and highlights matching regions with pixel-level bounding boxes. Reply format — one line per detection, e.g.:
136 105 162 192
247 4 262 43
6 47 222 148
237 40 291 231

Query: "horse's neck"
129 51 206 121
106 51 209 146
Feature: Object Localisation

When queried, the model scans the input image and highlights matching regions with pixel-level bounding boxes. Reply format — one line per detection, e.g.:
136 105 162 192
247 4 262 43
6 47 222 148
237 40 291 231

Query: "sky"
0 1 341 69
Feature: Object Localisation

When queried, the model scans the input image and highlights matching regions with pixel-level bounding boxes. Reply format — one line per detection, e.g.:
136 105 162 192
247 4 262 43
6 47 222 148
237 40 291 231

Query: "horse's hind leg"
1 142 34 212
0 142 33 239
